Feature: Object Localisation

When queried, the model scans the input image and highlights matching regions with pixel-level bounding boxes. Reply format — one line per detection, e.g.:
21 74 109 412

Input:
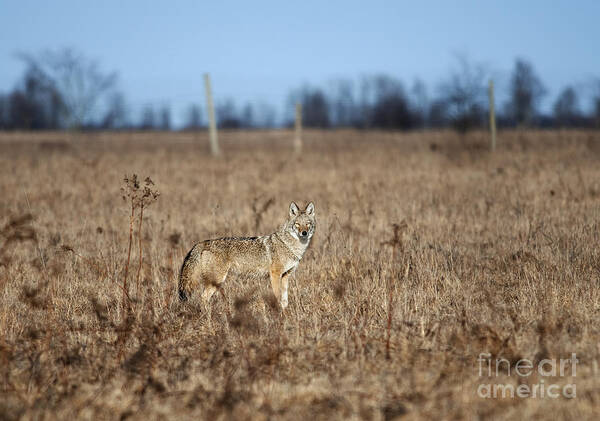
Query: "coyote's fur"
178 202 315 308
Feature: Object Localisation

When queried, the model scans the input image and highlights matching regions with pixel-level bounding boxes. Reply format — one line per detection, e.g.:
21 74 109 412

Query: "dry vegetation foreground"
1 129 600 420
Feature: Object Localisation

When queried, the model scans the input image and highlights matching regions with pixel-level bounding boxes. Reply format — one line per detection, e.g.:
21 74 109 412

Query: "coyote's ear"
289 202 300 217
305 202 315 216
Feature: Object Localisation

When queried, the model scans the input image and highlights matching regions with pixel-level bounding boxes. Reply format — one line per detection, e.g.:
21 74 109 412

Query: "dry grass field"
1 129 599 420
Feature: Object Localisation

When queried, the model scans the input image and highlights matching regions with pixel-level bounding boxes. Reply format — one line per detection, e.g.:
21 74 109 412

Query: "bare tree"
6 69 61 129
411 78 428 128
288 85 330 128
593 79 600 128
241 103 254 128
328 78 356 127
140 105 156 130
0 94 7 129
289 75 420 129
184 103 203 129
553 86 581 127
17 48 117 129
438 55 488 132
428 99 449 128
216 99 241 128
506 58 546 127
159 105 171 130
101 92 129 129
369 75 415 130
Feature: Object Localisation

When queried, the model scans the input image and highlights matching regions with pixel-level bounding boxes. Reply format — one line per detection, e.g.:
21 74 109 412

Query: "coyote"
178 202 315 309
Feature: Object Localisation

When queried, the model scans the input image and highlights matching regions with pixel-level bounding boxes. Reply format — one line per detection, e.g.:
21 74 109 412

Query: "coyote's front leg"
269 263 283 307
280 271 292 309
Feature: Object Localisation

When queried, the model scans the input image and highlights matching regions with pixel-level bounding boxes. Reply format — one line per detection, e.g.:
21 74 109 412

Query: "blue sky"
1 0 598 125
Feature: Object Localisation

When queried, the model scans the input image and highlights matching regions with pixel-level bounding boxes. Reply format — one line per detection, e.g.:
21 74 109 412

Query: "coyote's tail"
178 245 198 301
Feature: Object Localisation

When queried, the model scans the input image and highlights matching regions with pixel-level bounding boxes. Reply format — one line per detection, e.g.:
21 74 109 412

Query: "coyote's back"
178 202 315 309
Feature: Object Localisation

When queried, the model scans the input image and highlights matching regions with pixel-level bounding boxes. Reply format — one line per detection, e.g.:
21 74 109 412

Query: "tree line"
1 49 599 131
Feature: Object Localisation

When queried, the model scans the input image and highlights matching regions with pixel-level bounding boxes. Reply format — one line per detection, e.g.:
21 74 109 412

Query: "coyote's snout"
178 202 316 309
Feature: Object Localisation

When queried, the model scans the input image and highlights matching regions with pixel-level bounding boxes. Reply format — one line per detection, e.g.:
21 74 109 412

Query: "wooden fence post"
204 73 220 156
488 79 497 152
294 103 302 154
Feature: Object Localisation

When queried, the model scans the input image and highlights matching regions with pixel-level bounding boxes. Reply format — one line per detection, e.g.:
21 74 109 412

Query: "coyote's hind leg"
201 251 230 306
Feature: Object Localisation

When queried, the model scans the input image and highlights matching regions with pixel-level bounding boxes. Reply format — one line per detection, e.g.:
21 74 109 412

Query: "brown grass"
0 129 599 419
